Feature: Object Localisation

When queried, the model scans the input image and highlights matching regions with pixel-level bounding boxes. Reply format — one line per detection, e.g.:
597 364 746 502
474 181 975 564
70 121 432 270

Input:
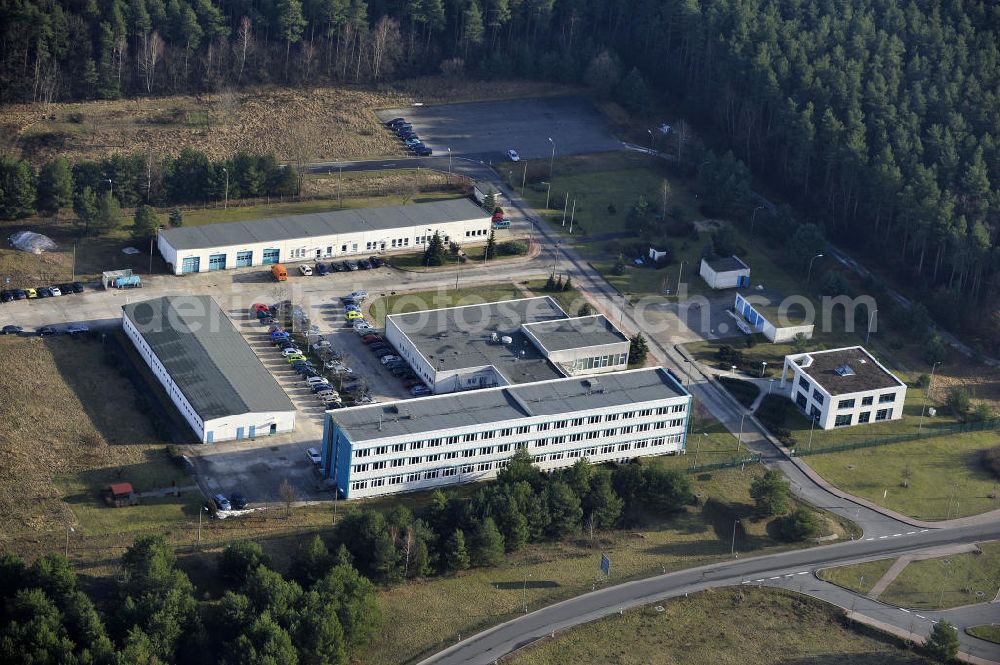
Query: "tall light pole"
807 414 818 451
102 178 113 198
737 411 746 451
866 308 878 344
750 205 765 241
197 505 208 549
521 161 527 196
221 167 229 209
760 361 767 377
730 518 740 557
917 360 942 434
647 129 654 151
64 526 74 557
447 148 452 178
547 137 555 180
676 260 686 294
541 181 551 209
806 253 824 283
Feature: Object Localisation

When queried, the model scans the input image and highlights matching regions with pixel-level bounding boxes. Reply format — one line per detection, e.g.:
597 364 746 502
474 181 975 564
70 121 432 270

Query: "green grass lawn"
522 279 587 317
367 284 526 327
176 191 461 227
718 376 761 408
879 541 1000 610
506 587 928 665
389 240 529 271
816 559 897 595
967 624 1000 644
805 431 1000 520
357 465 854 665
517 152 701 238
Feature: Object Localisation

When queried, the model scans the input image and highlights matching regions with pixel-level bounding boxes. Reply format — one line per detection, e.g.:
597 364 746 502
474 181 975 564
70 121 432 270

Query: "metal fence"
791 418 1000 457
685 454 763 474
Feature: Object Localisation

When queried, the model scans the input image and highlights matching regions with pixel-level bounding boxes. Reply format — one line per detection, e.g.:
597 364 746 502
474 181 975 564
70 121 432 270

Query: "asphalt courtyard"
375 96 622 162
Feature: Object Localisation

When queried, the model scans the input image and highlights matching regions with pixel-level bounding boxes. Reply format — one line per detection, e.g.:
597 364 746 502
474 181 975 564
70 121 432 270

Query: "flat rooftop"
330 368 689 442
389 297 568 383
705 256 749 273
123 296 294 420
159 198 488 251
523 314 628 352
791 346 904 396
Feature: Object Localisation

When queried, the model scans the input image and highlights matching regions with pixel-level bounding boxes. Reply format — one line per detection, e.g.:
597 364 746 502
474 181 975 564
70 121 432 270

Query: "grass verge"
816 559 897 595
366 284 526 327
967 625 1000 644
717 376 761 408
879 541 1000 609
805 432 1000 520
503 586 929 665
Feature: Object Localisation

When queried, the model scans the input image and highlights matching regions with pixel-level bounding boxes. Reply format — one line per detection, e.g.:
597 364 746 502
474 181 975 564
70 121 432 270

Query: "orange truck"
271 264 288 281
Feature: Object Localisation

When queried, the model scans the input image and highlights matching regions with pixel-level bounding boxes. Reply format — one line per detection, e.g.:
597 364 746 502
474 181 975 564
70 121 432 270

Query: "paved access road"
419 522 1000 665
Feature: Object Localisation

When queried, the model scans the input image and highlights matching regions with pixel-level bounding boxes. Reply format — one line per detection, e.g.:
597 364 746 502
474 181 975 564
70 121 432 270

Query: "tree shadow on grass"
780 654 924 665
492 580 560 590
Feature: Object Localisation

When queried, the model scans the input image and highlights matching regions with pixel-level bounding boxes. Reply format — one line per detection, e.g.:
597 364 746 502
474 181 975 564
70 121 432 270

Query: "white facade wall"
538 342 630 376
700 259 750 289
769 323 816 344
332 395 691 499
781 357 906 430
122 312 296 443
160 216 491 275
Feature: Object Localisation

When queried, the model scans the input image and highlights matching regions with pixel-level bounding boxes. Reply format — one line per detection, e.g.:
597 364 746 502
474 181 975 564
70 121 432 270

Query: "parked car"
230 493 249 510
414 147 433 156
13 289 27 300
315 389 338 400
358 259 372 270
329 261 343 272
299 368 321 379
306 448 323 465
410 385 432 396
324 362 353 374
37 325 59 336
58 283 75 295
369 342 388 352
251 303 269 313
299 264 313 276
281 347 303 357
285 353 308 363
353 323 375 334
404 137 423 146
380 354 401 365
340 261 352 272
349 290 369 301
71 282 85 293
507 149 520 161
346 310 363 321
0 291 12 302
213 494 232 511
386 117 406 126
374 348 395 358
361 334 382 344
368 256 384 268
315 263 330 276
346 261 359 271
48 286 63 296
37 287 52 298
66 324 90 335
403 378 424 388
306 377 329 386
2 325 23 335
312 383 338 394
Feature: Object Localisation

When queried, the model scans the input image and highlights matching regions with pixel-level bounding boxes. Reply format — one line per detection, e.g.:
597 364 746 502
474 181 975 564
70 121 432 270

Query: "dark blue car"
315 263 330 276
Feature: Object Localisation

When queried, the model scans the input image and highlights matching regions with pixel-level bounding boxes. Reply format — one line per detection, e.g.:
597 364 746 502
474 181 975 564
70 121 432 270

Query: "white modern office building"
384 297 631 394
122 296 296 443
321 368 692 499
779 346 906 429
157 199 492 275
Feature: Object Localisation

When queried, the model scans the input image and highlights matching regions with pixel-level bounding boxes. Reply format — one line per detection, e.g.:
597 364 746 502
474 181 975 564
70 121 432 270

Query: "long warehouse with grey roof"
157 198 492 274
122 295 295 443
322 367 691 499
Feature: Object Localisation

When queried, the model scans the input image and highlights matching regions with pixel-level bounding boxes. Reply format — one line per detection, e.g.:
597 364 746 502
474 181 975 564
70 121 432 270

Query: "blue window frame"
262 249 280 265
208 254 226 271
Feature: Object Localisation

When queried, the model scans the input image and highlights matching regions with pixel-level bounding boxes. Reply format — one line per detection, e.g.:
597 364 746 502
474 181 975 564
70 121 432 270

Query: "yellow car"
346 310 363 320
285 353 307 363
25 288 37 299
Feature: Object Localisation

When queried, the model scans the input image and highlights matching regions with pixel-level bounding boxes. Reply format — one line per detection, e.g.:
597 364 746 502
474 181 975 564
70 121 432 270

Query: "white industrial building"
122 296 296 443
734 293 815 343
157 199 492 275
321 368 691 499
700 256 750 289
384 297 631 394
779 346 906 430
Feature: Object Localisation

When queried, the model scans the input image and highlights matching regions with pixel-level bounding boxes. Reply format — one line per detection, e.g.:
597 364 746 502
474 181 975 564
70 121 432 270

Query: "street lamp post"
676 260 686 294
731 364 737 377
768 378 775 395
547 137 555 180
917 360 942 434
647 129 654 151
197 505 208 549
102 178 113 198
65 526 74 557
541 181 551 209
760 361 767 377
221 167 229 209
730 518 740 557
521 161 527 196
866 308 878 344
737 411 746 451
806 253 824 283
807 414 818 451
447 147 452 178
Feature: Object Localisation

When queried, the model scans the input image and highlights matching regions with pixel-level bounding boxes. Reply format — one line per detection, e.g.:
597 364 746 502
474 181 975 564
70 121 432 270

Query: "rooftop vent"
834 363 856 377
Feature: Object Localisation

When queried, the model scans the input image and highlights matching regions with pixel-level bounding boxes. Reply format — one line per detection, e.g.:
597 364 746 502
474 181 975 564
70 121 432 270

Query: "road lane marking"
892 533 902 537
755 579 765 582
769 576 781 580
916 615 926 619
900 609 910 613
920 529 929 533
879 536 888 539
797 572 809 575
906 531 916 535
866 538 875 541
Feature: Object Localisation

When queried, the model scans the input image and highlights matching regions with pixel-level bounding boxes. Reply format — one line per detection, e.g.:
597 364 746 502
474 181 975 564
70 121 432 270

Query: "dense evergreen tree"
0 155 36 219
750 469 791 516
443 529 470 571
36 157 74 216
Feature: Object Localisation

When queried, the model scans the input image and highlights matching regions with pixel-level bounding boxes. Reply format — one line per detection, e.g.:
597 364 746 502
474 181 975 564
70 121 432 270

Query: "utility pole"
562 192 569 226
64 526 74 557
569 199 576 234
730 519 740 557
806 253 824 283
521 161 527 196
222 167 229 209
866 308 878 344
808 414 818 451
547 137 555 180
676 260 686 294
917 360 942 434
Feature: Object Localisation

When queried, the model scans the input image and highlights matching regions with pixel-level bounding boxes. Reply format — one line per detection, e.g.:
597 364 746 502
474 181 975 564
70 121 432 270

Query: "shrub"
497 240 528 256
945 388 971 417
166 445 185 468
718 376 760 409
983 445 1000 480
777 508 821 542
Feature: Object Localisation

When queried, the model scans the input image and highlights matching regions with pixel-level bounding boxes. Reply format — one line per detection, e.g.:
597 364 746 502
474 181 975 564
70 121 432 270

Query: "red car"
361 335 382 344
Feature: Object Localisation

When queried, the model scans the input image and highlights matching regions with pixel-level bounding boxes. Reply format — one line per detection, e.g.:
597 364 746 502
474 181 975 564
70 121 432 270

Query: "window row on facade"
569 353 628 372
350 406 687 460
833 408 893 427
797 374 898 406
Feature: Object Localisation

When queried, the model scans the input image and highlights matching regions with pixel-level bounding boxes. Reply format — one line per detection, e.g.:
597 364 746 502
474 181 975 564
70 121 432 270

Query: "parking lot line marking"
878 536 888 539
866 538 875 541
755 579 765 583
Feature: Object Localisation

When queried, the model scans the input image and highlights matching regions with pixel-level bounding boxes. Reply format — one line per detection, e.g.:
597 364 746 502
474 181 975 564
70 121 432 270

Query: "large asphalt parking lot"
376 96 622 162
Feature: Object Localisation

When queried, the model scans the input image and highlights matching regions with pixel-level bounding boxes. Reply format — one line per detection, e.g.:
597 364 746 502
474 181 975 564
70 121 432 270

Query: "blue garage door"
262 249 280 265
181 257 200 273
236 250 253 267
208 254 227 271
